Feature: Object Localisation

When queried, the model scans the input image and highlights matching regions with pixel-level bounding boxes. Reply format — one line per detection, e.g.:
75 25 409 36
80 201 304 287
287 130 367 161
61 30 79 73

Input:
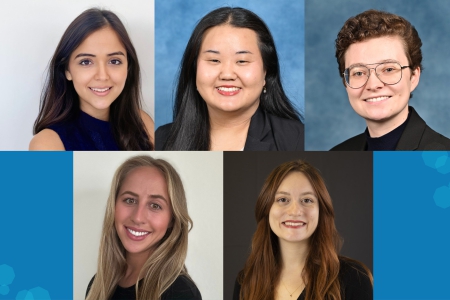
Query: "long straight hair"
33 8 152 150
163 7 301 150
239 160 372 300
86 155 193 300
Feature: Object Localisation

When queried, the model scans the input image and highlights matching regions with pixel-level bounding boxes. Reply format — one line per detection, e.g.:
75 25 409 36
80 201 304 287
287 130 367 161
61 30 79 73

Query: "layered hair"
33 8 152 150
335 9 422 91
163 7 301 150
86 155 192 300
238 160 372 300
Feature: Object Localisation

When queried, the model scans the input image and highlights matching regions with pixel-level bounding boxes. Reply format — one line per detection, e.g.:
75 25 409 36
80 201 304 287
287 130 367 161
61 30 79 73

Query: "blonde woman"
85 155 201 299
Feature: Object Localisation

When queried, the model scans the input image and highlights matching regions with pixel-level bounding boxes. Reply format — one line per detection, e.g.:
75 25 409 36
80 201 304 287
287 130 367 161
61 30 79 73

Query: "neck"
366 105 409 137
80 105 110 121
279 240 309 273
122 250 151 285
208 102 259 150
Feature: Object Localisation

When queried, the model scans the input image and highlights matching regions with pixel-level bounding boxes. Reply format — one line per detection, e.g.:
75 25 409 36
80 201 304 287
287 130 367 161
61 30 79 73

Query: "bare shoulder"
29 129 65 151
140 110 155 144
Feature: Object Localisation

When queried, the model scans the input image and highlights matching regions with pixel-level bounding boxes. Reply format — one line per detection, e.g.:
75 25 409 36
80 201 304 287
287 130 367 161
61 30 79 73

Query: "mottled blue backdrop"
306 0 450 150
155 0 304 128
0 152 72 299
374 152 450 299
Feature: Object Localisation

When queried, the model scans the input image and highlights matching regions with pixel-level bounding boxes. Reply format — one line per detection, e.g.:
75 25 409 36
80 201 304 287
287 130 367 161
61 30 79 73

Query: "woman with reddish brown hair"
234 160 372 300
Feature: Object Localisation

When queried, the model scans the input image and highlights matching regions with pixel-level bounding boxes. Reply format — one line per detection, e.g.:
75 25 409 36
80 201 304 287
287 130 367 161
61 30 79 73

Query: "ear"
409 66 421 93
65 70 72 81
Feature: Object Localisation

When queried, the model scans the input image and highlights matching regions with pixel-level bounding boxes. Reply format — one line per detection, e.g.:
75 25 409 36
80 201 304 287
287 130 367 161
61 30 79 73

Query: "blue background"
374 152 450 299
155 0 304 129
306 0 450 150
0 152 73 299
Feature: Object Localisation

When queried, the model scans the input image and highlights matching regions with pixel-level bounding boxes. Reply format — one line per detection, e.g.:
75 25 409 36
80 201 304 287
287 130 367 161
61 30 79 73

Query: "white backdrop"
73 151 224 299
0 1 154 150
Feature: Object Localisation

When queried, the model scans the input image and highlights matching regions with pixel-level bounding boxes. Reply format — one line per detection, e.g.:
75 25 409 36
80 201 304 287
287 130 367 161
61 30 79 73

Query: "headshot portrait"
223 151 373 299
0 0 154 150
73 152 223 299
305 0 450 150
155 0 304 151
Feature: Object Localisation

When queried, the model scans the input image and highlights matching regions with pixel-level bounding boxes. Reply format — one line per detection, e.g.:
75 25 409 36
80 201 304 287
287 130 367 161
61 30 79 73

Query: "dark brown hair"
335 9 422 86
238 160 372 300
33 8 152 150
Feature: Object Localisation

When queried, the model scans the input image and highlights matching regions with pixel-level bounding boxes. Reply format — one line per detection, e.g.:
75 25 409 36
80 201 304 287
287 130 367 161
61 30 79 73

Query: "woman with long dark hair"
235 160 373 300
86 155 201 300
30 8 154 150
155 7 303 151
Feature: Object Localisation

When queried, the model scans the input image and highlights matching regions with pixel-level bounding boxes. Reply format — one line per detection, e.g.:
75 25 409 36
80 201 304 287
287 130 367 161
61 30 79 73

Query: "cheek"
196 63 216 86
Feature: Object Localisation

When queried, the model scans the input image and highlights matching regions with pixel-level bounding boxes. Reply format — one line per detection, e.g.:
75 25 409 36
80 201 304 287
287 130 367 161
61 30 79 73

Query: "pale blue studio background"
155 0 304 129
306 0 450 150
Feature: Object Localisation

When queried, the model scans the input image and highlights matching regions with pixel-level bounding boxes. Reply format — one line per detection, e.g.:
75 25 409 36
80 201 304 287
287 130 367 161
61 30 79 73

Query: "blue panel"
155 0 304 128
374 152 450 299
0 152 73 299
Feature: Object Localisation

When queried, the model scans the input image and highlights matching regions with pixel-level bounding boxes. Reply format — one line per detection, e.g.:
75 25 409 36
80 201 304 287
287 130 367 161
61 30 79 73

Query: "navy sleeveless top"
48 111 119 150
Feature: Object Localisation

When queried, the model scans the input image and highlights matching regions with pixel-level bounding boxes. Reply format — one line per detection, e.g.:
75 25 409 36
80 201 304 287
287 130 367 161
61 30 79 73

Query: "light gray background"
0 0 154 150
306 0 450 150
73 152 223 300
155 0 304 129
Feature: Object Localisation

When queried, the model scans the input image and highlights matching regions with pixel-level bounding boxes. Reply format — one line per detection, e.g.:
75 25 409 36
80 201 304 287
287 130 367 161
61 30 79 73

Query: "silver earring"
263 87 266 94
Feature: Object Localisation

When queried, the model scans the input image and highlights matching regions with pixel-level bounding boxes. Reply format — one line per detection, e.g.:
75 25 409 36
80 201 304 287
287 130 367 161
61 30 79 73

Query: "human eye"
237 60 249 64
381 63 399 73
124 198 136 204
276 197 289 203
302 198 314 204
79 59 92 66
110 59 122 65
350 67 366 77
208 59 220 63
149 203 162 210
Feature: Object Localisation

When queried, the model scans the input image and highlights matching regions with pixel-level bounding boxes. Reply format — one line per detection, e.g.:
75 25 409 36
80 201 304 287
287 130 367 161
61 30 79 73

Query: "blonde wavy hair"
86 155 193 300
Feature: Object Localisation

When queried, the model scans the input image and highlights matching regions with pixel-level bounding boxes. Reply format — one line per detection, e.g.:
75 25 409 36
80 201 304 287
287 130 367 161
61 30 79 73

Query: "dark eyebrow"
74 51 125 59
275 191 317 198
119 191 168 203
204 50 220 54
202 50 253 55
348 59 398 69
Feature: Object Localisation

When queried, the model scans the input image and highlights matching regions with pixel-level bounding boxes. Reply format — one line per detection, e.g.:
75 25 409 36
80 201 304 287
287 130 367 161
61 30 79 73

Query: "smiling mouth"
127 227 150 237
89 87 112 92
365 96 391 102
217 87 240 92
282 221 306 227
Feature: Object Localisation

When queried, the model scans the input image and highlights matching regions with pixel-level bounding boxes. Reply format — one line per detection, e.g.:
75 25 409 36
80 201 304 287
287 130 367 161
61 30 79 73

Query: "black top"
48 111 119 151
155 107 304 151
331 106 450 151
86 275 202 300
365 110 409 151
233 258 372 300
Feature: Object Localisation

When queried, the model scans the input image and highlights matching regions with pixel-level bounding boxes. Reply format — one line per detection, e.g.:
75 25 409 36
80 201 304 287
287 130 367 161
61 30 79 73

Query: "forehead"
119 166 168 195
344 36 408 67
71 26 126 57
277 171 314 192
200 24 260 52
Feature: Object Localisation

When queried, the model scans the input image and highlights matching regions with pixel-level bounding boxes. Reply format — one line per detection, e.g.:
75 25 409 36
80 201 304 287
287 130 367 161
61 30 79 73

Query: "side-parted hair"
86 155 192 300
163 7 301 150
33 8 152 150
335 9 422 90
238 160 373 300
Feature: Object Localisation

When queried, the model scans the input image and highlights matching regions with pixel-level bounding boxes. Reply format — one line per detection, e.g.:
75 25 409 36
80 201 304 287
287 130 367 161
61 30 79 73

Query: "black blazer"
155 107 304 151
331 106 450 151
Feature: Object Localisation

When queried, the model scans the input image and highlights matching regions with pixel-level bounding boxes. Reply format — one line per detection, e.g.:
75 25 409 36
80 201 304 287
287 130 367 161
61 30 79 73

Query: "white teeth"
365 96 389 102
90 87 110 92
127 228 150 237
284 222 305 226
217 87 240 92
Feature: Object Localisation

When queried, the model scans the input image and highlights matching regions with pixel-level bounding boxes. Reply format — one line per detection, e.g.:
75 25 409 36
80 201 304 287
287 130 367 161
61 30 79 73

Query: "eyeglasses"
343 61 411 89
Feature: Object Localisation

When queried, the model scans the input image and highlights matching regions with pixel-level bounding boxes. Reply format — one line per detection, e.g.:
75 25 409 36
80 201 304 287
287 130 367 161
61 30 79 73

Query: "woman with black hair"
30 8 154 150
155 7 304 151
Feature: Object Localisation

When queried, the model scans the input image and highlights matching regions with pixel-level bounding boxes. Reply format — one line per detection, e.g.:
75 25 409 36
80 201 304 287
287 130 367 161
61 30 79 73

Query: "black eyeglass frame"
343 61 412 89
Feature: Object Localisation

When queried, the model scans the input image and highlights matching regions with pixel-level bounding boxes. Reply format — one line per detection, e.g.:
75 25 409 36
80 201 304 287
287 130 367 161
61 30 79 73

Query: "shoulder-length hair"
86 155 192 300
33 8 152 150
163 7 301 150
239 160 371 300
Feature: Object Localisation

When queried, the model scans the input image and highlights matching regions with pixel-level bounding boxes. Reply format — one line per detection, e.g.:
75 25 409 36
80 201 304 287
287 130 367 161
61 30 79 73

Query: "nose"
219 60 237 81
365 68 384 90
131 203 145 225
95 63 110 81
287 200 303 216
